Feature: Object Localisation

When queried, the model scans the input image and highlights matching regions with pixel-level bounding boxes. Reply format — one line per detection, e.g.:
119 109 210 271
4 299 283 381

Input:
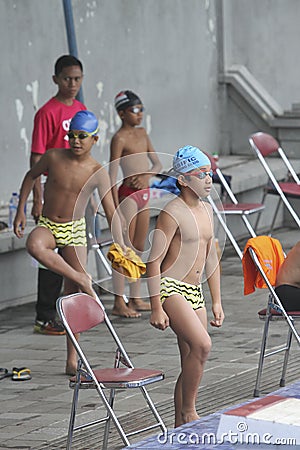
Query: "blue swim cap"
70 110 99 135
173 145 210 173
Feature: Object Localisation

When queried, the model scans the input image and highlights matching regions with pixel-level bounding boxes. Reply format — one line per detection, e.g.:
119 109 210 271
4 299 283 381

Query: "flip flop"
0 368 12 380
12 367 31 381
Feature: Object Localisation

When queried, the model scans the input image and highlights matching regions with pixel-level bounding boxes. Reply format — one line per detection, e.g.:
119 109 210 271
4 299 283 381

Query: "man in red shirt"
30 55 86 335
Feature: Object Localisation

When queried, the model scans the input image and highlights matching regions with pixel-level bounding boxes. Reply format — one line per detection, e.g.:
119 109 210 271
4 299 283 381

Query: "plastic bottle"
8 192 19 230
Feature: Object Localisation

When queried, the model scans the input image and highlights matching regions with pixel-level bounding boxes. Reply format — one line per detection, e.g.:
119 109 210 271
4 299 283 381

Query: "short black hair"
54 55 83 76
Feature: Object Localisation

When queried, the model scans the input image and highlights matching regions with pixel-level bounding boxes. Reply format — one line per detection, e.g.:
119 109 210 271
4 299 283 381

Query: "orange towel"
107 243 146 282
242 236 285 295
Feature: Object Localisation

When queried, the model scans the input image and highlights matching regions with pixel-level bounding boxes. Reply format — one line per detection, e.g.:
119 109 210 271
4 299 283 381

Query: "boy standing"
147 145 224 427
109 90 162 317
14 111 125 375
30 55 86 335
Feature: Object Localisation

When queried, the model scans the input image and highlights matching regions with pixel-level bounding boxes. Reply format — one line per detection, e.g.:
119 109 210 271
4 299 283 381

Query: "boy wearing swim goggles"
109 90 162 318
147 145 224 428
14 110 125 376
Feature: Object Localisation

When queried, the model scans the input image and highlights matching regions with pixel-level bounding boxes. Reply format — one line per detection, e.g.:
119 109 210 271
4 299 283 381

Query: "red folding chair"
242 236 300 397
249 132 300 233
56 293 166 449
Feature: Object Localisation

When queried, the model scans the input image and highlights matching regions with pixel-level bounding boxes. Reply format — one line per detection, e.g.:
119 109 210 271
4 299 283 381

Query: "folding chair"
242 236 300 397
57 293 166 449
206 152 265 238
249 132 300 233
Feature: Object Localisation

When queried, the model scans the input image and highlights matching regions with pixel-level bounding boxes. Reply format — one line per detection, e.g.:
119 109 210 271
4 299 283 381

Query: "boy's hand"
31 200 43 224
13 211 26 238
150 309 169 330
210 304 224 328
130 174 150 189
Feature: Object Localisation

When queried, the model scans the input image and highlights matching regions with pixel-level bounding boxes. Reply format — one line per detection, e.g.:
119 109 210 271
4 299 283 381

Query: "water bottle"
8 192 19 230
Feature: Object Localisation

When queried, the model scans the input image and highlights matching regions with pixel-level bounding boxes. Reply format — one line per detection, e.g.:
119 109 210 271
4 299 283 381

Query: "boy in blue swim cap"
30 55 86 337
14 110 125 376
148 144 224 427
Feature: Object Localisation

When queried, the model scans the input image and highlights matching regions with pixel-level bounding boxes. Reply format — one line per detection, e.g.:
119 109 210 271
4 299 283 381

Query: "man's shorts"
118 184 150 210
160 276 205 310
275 284 300 312
37 215 87 248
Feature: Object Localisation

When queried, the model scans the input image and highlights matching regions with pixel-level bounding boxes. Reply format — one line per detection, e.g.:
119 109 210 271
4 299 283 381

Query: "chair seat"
266 182 300 198
258 308 300 318
70 367 164 389
218 203 265 215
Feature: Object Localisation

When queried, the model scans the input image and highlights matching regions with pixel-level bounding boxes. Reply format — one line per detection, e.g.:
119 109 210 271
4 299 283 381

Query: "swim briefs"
37 215 87 248
275 284 300 312
118 183 150 210
160 276 205 310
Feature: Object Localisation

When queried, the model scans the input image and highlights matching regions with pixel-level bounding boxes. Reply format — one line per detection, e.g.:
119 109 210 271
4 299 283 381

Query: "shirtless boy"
14 110 124 374
147 145 224 427
275 240 300 311
109 90 162 317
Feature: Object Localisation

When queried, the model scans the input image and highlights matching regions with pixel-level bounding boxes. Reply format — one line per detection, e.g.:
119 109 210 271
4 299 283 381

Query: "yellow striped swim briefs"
160 276 205 310
37 215 87 248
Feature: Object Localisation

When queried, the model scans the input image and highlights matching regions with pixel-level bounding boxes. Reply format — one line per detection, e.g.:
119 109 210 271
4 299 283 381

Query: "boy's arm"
96 166 125 248
147 208 177 330
146 135 163 176
108 134 123 208
205 237 224 327
30 153 43 223
14 154 50 238
131 134 162 189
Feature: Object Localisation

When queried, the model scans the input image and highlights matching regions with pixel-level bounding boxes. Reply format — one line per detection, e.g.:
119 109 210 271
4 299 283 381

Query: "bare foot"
65 363 77 376
177 411 199 427
78 273 96 298
112 303 141 318
128 298 151 311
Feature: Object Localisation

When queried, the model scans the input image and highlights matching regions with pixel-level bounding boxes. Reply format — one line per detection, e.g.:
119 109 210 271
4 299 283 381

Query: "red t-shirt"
31 97 86 154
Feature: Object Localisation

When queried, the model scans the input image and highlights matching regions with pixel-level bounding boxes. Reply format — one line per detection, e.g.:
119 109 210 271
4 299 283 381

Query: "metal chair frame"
249 132 300 233
57 293 166 449
205 153 265 258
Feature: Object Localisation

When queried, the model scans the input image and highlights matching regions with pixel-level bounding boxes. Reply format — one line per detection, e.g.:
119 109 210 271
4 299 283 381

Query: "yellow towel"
107 243 146 282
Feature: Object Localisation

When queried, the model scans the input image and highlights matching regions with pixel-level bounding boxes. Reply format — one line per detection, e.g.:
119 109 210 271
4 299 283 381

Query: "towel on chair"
107 243 146 281
242 236 285 295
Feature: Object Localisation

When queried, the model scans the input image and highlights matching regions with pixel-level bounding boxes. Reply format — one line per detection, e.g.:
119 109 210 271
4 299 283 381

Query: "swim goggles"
67 131 96 140
129 106 144 114
186 170 213 180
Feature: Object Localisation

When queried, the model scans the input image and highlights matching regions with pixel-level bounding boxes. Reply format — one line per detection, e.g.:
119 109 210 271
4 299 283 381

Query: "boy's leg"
34 267 65 335
110 196 143 317
60 245 88 376
111 266 141 318
126 206 151 310
26 227 95 298
163 295 211 427
36 268 63 322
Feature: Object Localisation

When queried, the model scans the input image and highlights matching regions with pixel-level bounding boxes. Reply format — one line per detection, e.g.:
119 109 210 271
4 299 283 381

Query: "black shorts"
275 284 300 312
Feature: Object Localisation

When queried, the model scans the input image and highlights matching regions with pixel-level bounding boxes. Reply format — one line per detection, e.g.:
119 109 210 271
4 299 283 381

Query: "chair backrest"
205 151 237 204
57 293 105 334
205 152 218 172
250 132 279 157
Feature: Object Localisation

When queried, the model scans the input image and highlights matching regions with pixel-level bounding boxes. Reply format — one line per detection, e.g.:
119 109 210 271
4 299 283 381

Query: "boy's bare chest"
121 132 147 156
175 208 212 242
50 163 95 192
